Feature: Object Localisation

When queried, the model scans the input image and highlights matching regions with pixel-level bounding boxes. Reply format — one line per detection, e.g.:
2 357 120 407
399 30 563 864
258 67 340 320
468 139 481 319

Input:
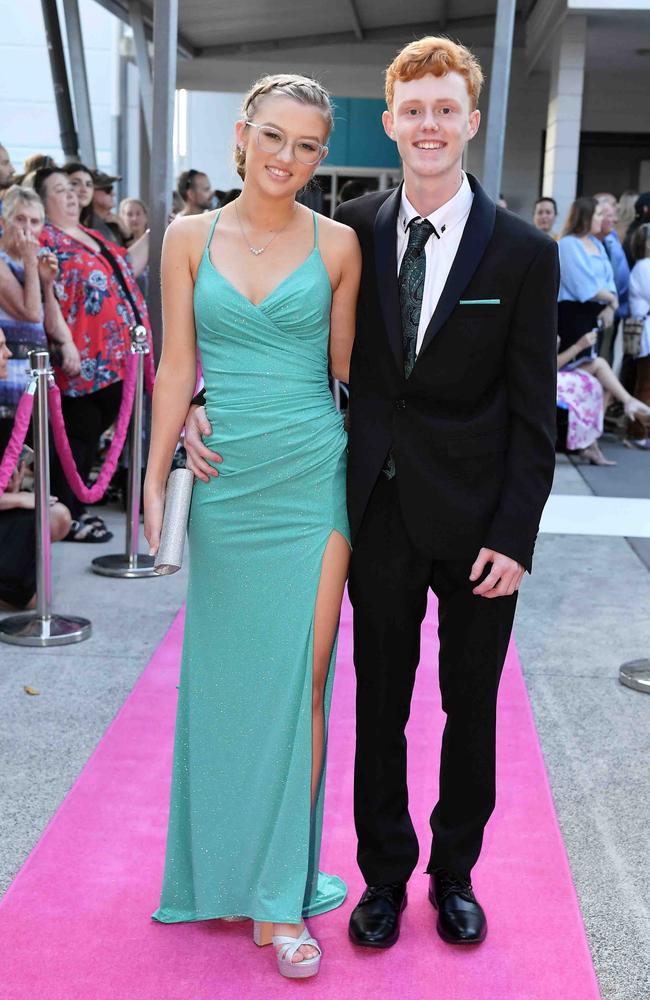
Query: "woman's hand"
37 251 59 287
598 304 615 329
58 340 81 376
144 481 165 556
15 229 39 267
576 330 597 352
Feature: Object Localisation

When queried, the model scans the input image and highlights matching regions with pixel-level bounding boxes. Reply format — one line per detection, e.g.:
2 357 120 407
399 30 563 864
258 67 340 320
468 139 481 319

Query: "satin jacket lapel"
373 185 403 372
417 175 497 362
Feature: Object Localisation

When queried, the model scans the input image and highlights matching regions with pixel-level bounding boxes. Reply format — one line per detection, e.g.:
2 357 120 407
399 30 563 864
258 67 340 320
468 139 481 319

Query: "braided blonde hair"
235 74 333 180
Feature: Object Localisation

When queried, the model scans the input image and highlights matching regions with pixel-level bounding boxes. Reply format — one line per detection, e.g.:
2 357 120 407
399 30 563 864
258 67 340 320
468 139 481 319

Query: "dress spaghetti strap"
312 210 319 249
204 209 222 257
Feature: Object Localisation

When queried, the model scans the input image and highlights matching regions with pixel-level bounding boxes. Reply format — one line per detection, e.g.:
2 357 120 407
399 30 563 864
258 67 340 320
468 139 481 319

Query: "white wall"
175 91 245 193
0 0 120 175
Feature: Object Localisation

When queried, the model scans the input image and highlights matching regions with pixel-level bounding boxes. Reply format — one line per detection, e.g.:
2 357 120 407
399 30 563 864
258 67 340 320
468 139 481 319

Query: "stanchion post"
619 659 650 693
0 351 92 646
91 326 157 578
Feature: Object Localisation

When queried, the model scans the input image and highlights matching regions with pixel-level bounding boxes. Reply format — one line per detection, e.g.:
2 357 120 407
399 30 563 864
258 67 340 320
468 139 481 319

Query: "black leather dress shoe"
348 882 407 948
428 871 487 944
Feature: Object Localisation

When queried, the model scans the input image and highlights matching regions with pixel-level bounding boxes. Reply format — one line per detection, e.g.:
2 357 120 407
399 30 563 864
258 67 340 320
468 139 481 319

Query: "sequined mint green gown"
153 210 349 925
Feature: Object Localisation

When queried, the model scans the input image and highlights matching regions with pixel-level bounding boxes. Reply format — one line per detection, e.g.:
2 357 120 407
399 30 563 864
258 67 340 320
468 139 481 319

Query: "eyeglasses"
244 122 326 165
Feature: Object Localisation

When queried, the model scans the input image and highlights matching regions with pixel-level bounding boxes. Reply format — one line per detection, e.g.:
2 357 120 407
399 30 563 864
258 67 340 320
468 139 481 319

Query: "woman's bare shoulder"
164 211 217 273
166 211 215 245
317 213 360 256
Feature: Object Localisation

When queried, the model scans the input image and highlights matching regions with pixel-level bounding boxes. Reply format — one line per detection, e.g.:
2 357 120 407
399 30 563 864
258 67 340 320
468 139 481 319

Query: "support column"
111 18 128 202
148 0 178 363
40 0 78 161
481 0 517 201
62 0 96 168
542 15 587 226
129 0 153 150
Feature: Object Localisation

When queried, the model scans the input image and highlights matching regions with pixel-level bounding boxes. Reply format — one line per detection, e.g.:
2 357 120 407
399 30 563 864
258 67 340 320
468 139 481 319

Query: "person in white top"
627 222 650 447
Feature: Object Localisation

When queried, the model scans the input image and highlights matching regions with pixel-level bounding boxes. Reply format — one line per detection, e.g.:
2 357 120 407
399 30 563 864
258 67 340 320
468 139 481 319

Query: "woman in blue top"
0 186 80 442
558 196 618 346
557 197 650 450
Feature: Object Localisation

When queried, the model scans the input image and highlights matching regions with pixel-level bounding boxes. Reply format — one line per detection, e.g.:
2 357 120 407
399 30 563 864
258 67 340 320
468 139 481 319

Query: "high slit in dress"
152 209 349 925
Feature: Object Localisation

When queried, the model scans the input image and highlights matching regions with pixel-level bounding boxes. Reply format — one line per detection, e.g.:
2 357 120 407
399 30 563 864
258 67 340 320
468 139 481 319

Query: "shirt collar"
399 172 473 239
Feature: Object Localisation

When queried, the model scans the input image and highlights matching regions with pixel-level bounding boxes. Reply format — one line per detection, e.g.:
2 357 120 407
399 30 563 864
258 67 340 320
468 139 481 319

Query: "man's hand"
184 404 222 483
470 548 525 598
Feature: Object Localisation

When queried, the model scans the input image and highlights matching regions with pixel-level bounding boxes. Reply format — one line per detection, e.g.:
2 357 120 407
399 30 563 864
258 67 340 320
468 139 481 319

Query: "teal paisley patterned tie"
399 218 435 378
383 217 435 480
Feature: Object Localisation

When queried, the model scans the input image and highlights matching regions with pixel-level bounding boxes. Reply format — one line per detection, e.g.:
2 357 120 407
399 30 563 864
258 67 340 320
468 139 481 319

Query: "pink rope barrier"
144 350 156 396
0 389 35 497
49 354 138 504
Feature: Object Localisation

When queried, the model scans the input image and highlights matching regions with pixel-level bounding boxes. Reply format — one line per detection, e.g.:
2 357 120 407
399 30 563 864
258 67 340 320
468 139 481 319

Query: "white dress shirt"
397 172 474 354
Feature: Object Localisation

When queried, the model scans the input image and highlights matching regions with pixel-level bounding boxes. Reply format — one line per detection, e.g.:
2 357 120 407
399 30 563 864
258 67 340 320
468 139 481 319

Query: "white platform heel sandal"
253 921 321 978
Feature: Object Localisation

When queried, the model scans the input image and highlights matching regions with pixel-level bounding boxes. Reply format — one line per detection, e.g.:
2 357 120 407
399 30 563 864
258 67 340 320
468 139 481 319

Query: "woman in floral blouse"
33 167 151 541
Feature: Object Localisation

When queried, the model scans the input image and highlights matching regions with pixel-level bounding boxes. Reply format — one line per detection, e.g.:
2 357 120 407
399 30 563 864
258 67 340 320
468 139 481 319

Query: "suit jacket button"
395 398 406 410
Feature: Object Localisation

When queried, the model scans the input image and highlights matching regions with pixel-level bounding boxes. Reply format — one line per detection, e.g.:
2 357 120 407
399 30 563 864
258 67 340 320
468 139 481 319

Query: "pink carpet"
1 594 600 1000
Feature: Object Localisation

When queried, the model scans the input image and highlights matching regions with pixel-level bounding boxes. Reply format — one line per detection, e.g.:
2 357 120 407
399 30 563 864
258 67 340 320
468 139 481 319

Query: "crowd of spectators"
532 187 650 462
0 146 253 607
0 136 649 605
0 147 160 609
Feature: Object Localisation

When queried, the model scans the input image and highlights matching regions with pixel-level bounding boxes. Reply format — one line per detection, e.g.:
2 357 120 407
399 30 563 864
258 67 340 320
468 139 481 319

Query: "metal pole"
619 660 650 693
0 352 91 646
34 353 52 618
481 0 517 201
91 327 156 578
40 0 79 161
125 350 144 560
148 0 179 365
62 0 97 168
130 0 154 149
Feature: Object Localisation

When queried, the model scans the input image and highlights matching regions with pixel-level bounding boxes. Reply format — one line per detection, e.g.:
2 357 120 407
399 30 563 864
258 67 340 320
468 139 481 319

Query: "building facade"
1 0 648 229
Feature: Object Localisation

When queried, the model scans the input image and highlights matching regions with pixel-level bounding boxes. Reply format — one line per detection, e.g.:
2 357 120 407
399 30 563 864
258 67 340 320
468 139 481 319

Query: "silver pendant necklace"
234 199 295 256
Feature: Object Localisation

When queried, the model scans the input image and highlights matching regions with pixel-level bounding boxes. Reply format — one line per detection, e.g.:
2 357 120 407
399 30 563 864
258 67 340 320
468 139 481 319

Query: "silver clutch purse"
154 467 195 575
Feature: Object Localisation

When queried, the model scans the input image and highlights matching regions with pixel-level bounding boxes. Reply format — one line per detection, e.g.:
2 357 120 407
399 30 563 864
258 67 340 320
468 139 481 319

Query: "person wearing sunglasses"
88 170 129 246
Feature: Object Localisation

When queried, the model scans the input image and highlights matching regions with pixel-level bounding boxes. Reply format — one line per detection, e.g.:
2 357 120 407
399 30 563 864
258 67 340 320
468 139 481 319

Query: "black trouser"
348 475 518 884
50 381 123 521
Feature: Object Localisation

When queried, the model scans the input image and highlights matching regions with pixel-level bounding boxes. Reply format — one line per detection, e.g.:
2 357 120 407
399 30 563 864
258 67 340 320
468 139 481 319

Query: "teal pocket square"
459 298 501 305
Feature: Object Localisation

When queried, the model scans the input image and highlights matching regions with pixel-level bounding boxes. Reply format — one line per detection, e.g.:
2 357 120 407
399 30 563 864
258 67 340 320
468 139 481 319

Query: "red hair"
385 36 484 111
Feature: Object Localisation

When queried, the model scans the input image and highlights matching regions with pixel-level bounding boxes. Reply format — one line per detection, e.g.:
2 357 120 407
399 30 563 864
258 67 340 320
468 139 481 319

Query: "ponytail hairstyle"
235 74 333 180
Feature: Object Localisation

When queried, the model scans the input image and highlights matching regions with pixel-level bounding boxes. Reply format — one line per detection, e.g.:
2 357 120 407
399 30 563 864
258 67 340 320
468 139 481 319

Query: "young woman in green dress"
144 75 360 979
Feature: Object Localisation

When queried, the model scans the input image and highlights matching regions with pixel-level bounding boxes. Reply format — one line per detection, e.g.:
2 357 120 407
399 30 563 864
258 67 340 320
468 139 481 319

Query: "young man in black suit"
334 36 558 949
182 34 558 950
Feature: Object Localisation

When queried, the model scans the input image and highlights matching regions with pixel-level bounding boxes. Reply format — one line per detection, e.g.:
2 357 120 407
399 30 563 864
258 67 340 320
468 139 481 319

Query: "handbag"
154 467 195 575
622 316 646 357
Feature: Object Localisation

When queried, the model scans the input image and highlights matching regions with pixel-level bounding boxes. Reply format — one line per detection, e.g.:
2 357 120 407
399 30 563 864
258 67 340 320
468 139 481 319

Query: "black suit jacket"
335 174 559 572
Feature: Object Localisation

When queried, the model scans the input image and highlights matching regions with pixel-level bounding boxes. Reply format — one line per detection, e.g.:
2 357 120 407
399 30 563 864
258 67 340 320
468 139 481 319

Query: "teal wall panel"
327 97 401 168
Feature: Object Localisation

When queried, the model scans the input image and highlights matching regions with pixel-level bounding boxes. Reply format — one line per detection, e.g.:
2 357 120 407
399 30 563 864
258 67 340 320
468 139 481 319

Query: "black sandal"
64 519 113 543
80 513 108 531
